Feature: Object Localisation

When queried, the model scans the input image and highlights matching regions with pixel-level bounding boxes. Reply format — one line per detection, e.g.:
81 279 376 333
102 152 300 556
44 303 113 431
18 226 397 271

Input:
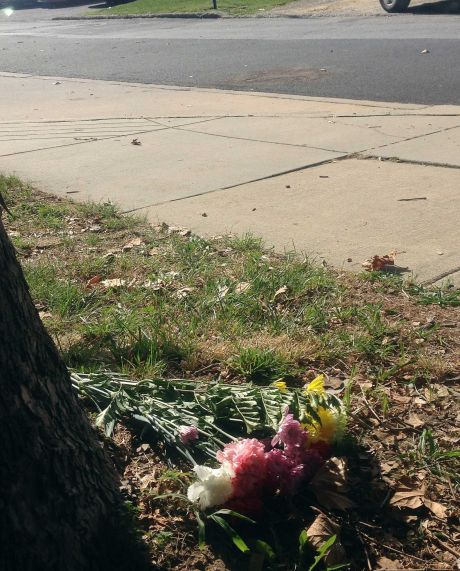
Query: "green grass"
91 0 292 17
2 174 458 386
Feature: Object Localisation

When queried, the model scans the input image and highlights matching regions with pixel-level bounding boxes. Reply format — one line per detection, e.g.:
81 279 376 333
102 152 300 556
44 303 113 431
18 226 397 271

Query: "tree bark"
0 216 148 571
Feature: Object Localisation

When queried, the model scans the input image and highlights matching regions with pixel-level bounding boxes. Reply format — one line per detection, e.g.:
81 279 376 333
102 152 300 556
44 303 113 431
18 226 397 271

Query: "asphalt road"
0 7 459 104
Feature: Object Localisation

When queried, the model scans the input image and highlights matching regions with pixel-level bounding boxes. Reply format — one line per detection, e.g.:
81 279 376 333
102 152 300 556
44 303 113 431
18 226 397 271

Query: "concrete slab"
372 126 460 167
143 158 460 285
180 115 460 153
0 73 421 123
0 118 167 156
0 127 342 210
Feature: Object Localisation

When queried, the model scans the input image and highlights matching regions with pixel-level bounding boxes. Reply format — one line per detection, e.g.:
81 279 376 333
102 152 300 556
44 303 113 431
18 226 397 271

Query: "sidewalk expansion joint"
357 154 460 171
169 124 343 152
0 127 171 158
122 154 349 213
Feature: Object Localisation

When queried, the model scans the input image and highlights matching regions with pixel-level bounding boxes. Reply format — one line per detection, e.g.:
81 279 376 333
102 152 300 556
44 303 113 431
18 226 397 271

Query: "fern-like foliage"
72 371 345 466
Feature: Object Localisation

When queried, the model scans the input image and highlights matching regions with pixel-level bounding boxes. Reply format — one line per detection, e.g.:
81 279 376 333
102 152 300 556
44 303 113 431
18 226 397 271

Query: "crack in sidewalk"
122 154 348 213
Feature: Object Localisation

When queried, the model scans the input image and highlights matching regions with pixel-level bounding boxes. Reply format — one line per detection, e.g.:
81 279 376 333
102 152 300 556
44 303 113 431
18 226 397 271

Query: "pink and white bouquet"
187 389 344 515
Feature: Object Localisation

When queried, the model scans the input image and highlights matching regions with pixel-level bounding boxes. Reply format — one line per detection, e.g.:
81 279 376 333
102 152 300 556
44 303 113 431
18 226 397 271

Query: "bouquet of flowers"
187 376 346 515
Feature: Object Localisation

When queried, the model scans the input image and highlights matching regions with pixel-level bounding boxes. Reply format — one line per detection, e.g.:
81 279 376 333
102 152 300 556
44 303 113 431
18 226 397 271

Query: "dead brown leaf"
235 282 251 294
310 457 355 511
122 237 144 251
85 275 101 288
175 287 195 299
390 479 425 510
376 556 403 569
306 513 346 566
406 413 425 428
362 253 395 271
424 499 447 519
273 285 288 301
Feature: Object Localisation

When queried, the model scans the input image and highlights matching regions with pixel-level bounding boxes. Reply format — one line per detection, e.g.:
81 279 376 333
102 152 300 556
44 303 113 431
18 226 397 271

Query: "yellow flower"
305 374 325 395
304 407 339 444
272 380 288 393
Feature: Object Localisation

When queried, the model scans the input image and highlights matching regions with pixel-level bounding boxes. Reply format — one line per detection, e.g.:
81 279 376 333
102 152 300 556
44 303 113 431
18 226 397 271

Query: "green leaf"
298 529 309 553
194 510 206 549
210 515 251 554
259 388 283 429
308 535 337 571
211 509 256 524
254 539 276 561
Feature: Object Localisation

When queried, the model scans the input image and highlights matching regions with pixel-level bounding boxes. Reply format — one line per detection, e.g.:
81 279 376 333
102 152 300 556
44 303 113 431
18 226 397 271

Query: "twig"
430 534 460 559
356 528 373 571
359 385 382 424
379 487 393 509
359 530 426 563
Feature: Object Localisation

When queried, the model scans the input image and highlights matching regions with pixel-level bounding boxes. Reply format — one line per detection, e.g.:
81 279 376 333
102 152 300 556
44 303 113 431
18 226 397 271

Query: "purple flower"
271 413 308 449
179 425 199 445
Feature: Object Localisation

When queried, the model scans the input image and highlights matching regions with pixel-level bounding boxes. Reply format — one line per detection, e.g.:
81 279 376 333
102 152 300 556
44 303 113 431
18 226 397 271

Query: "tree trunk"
0 216 148 571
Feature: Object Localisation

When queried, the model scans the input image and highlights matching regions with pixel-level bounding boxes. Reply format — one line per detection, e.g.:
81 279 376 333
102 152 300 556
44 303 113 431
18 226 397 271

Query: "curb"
53 11 224 19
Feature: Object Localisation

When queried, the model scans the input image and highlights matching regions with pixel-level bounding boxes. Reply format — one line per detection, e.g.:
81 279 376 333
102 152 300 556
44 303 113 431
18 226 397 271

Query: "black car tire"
379 0 410 11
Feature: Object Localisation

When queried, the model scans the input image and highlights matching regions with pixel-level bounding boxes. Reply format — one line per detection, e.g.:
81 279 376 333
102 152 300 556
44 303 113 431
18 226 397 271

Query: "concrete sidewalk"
0 72 459 285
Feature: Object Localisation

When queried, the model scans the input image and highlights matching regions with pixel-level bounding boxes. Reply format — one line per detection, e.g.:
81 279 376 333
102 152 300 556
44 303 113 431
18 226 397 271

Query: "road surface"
0 6 459 104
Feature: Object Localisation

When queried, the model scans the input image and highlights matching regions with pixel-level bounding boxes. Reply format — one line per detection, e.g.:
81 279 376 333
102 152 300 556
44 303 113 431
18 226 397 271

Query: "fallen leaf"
101 251 117 260
306 513 340 549
38 311 52 320
306 513 346 566
390 479 425 510
377 556 402 569
101 278 126 288
85 275 101 288
431 384 450 398
424 499 447 519
310 457 355 511
392 394 411 404
235 282 251 294
323 376 345 394
406 413 424 428
362 253 395 271
175 286 195 299
380 461 399 475
217 285 229 300
273 285 289 301
122 237 143 251
143 279 166 291
148 247 160 257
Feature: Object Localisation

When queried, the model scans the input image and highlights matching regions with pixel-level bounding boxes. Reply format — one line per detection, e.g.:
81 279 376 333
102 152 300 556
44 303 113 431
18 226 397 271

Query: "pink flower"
217 439 267 498
179 425 199 445
271 413 308 450
265 448 293 491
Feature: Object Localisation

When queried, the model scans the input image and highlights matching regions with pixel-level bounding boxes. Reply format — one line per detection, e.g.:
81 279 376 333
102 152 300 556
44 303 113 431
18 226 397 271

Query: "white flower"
187 464 234 510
